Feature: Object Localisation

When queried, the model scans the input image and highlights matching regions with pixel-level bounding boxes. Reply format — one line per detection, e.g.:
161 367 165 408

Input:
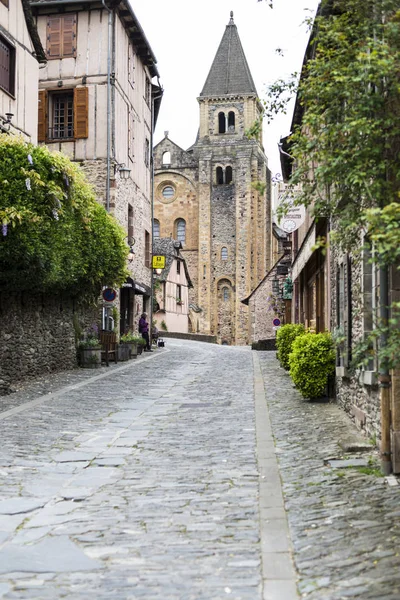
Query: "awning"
291 224 316 282
133 281 151 296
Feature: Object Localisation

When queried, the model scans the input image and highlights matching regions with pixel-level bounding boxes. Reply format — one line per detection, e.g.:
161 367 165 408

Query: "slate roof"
200 12 257 97
153 238 193 287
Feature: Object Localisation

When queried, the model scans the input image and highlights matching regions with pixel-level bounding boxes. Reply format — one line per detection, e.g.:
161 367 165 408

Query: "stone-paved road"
0 341 399 600
0 340 293 600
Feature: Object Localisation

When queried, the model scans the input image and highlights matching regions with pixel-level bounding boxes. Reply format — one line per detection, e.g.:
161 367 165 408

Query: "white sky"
132 0 320 175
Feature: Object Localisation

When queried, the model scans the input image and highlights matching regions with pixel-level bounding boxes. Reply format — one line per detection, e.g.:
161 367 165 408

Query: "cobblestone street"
0 341 399 599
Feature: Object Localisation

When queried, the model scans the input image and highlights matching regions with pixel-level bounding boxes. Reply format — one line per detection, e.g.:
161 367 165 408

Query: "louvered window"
128 45 135 88
0 36 15 96
46 14 77 59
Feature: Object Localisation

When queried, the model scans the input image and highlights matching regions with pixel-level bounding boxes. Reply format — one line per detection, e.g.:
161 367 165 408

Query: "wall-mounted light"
115 162 131 180
1 113 13 131
126 237 135 262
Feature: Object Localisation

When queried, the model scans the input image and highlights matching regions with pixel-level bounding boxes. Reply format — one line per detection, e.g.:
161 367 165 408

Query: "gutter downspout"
149 83 163 337
379 265 392 474
102 0 112 213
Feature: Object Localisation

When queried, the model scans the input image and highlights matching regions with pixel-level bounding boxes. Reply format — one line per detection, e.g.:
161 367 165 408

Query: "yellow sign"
152 255 166 269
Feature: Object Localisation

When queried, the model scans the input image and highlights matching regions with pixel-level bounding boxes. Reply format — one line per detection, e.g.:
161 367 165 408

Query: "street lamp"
126 237 135 262
115 163 131 180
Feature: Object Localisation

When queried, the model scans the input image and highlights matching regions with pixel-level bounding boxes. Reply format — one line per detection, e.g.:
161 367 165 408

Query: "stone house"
153 13 272 346
153 238 193 335
281 4 400 472
0 0 45 140
30 0 162 335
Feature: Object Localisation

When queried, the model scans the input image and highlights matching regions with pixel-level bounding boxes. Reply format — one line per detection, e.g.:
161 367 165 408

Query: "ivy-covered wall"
0 294 98 395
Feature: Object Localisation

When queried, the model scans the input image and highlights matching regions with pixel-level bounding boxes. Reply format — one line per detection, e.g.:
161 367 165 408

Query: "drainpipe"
149 83 163 337
101 0 112 213
379 265 392 474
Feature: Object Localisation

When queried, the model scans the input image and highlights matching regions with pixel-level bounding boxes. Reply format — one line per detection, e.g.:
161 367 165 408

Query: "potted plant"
78 324 101 368
137 337 146 355
176 297 183 305
120 332 139 359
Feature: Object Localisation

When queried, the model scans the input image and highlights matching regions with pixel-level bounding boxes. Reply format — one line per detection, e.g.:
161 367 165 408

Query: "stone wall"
0 294 98 395
330 246 380 440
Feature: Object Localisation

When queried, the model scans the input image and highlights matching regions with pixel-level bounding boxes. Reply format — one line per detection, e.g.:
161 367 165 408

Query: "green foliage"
289 332 335 399
276 323 305 370
120 332 142 344
160 320 168 332
0 135 128 298
137 337 147 346
262 0 400 254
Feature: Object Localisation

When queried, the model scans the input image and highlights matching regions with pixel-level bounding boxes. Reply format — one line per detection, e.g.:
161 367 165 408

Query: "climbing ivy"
0 135 128 299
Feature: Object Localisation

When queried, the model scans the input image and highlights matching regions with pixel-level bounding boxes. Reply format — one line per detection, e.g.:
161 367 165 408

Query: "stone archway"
217 278 234 344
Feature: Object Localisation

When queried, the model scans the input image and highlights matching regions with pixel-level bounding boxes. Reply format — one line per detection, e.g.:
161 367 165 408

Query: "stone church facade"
154 13 271 345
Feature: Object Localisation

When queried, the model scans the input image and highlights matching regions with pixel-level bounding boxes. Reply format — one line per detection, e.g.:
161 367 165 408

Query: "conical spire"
200 13 257 97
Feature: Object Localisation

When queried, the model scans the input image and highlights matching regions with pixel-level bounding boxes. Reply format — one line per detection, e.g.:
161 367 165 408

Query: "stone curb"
253 352 299 600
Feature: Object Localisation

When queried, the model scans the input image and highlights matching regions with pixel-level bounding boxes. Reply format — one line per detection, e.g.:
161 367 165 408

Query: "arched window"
223 287 229 302
221 247 228 260
218 112 226 134
162 151 171 165
225 166 233 184
153 219 160 239
216 166 224 185
228 111 235 131
176 219 186 244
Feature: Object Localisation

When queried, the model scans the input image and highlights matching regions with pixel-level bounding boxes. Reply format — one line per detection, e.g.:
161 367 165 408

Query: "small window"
144 138 150 167
223 287 229 302
177 284 182 302
46 14 77 59
218 112 226 134
128 204 134 241
162 185 175 199
216 166 224 185
128 109 134 159
50 91 74 139
221 247 228 260
153 219 160 239
177 260 181 274
228 111 235 131
162 151 171 165
128 45 135 88
226 166 233 184
145 76 151 105
145 230 150 268
176 219 186 244
0 36 15 96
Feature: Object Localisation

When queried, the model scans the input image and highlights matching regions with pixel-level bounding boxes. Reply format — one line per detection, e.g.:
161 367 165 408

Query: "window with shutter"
74 87 88 138
0 36 15 96
128 45 135 88
128 109 134 160
47 14 77 59
38 90 47 142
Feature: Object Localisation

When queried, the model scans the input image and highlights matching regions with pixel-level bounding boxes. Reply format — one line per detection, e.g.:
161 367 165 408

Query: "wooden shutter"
74 87 88 138
38 90 47 142
128 45 135 88
62 14 77 58
47 17 61 58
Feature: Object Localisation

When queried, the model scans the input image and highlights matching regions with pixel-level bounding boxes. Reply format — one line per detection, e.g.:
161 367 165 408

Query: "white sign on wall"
276 191 306 233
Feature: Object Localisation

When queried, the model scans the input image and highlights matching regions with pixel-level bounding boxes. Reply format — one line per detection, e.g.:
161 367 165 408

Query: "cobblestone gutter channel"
258 352 400 600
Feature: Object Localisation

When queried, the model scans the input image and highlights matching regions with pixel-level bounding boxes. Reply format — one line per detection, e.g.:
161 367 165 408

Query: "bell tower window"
218 112 226 134
226 166 233 184
228 111 235 131
216 166 224 185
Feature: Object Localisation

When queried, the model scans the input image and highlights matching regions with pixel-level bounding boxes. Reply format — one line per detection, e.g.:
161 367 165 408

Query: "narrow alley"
0 341 398 600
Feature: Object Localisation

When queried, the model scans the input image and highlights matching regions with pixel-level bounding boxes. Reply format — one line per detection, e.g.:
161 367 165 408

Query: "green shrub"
288 332 335 399
0 135 128 298
276 324 305 369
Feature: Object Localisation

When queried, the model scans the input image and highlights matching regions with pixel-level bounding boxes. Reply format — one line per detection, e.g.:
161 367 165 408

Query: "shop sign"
152 255 166 269
276 191 306 233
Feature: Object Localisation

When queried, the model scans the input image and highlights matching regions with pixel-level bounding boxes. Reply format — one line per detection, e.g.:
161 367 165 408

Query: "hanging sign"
152 255 166 269
276 191 306 233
